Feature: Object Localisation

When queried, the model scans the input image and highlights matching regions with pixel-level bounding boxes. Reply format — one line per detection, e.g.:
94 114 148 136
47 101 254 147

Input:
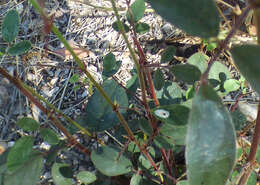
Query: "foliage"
0 0 260 185
1 10 31 56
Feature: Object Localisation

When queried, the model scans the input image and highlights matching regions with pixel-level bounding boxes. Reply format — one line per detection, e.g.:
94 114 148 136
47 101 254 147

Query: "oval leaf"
231 45 260 95
91 146 132 176
103 52 121 77
2 10 20 42
8 40 32 56
77 79 128 132
77 171 97 184
153 68 164 91
187 52 208 73
155 82 183 106
52 163 73 185
223 79 240 94
7 136 34 172
127 0 146 23
152 104 189 126
4 152 43 185
112 21 130 33
160 124 187 145
16 117 39 132
161 46 176 63
40 128 59 145
186 84 236 185
171 64 201 84
135 22 150 34
148 0 219 38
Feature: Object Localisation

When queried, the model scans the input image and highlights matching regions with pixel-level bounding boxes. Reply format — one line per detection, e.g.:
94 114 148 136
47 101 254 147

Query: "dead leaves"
54 40 92 60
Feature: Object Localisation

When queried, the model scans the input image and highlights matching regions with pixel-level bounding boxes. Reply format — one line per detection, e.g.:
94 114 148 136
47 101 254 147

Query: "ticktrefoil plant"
0 0 259 185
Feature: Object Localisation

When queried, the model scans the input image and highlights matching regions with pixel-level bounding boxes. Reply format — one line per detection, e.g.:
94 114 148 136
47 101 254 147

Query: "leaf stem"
0 67 91 155
201 5 251 83
29 0 137 143
238 1 260 184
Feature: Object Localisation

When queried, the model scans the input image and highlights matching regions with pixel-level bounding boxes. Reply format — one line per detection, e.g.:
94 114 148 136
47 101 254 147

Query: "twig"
0 67 91 155
201 5 252 83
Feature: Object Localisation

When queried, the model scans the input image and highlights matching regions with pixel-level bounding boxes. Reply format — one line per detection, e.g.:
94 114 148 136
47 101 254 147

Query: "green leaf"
139 118 152 135
16 117 39 132
103 53 121 77
4 152 43 185
231 108 247 131
8 41 32 56
208 61 232 95
224 79 240 94
153 68 164 91
161 46 176 63
77 79 128 132
2 10 20 42
130 173 142 185
77 171 97 184
155 82 183 106
187 52 208 73
148 0 219 38
160 124 187 145
112 21 130 33
171 64 201 84
177 180 188 185
91 146 132 176
246 172 257 185
186 85 195 100
126 0 146 23
231 45 260 95
69 74 79 83
152 104 189 126
39 128 59 145
208 62 232 82
52 163 73 185
186 84 236 185
154 135 174 149
59 166 73 178
135 22 150 34
138 147 155 170
7 136 34 172
0 47 6 57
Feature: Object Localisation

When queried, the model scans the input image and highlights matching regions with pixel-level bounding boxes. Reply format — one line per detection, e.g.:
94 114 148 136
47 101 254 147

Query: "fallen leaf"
54 40 90 60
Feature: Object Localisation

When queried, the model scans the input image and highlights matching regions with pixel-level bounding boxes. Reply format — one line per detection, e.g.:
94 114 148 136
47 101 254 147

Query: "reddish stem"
0 67 91 156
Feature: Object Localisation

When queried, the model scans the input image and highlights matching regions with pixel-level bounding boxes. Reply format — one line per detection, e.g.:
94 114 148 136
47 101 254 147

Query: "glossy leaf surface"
186 84 236 185
148 0 219 38
2 10 20 42
91 146 132 176
231 45 260 94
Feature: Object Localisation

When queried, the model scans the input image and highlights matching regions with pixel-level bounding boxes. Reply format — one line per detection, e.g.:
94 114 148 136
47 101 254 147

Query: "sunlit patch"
154 109 170 118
